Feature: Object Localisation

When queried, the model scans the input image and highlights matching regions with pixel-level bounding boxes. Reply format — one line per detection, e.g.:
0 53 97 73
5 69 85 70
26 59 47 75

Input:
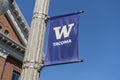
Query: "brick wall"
1 56 22 80
0 14 23 80
0 15 22 45
0 57 6 79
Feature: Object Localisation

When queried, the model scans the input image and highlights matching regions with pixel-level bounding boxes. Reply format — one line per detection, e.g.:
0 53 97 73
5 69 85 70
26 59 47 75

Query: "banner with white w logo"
44 12 81 66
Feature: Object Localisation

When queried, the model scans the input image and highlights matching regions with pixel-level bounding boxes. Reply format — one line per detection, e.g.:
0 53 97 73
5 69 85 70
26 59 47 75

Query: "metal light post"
0 0 50 80
20 0 50 80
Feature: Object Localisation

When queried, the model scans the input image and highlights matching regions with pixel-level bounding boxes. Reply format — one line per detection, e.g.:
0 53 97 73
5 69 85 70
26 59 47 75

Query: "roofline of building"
5 1 30 46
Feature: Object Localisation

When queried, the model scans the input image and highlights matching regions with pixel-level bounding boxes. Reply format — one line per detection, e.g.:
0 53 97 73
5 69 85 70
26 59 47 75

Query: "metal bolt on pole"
19 0 50 80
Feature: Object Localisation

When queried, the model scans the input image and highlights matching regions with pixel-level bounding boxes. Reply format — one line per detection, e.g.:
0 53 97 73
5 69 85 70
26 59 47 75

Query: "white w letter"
53 23 74 40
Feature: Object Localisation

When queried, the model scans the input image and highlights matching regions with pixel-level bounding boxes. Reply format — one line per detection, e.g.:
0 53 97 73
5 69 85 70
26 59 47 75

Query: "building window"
4 30 9 36
12 71 20 80
0 25 2 31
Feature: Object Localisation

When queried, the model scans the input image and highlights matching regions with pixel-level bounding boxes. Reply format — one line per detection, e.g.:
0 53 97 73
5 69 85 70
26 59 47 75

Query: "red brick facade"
0 56 22 80
0 14 23 80
0 57 6 79
0 15 22 44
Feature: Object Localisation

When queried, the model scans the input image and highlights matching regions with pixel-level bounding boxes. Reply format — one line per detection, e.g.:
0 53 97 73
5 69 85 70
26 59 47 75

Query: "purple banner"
44 12 81 66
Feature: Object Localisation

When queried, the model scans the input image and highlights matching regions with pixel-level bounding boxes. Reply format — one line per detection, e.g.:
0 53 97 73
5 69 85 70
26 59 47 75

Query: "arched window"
4 30 9 36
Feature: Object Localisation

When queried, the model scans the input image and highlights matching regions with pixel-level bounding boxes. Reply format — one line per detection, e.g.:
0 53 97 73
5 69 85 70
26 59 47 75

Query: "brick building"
0 1 29 80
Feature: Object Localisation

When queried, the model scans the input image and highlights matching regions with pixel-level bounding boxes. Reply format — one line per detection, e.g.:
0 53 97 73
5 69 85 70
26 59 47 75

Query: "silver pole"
20 0 50 80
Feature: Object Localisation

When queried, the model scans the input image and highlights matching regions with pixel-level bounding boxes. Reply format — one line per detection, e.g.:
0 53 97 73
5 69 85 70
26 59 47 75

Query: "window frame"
12 71 20 80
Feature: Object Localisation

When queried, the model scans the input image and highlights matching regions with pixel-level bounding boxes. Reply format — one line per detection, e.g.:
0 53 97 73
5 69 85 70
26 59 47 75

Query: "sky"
16 0 120 80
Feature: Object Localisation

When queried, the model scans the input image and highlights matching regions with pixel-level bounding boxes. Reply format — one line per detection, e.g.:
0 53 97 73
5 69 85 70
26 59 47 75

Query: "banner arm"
48 10 84 20
43 60 84 67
